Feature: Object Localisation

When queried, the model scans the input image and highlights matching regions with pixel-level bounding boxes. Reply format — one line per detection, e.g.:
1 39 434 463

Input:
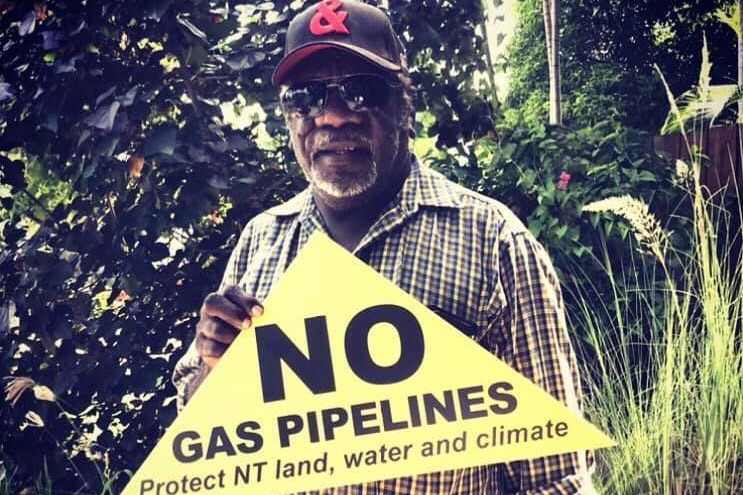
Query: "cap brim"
271 42 401 85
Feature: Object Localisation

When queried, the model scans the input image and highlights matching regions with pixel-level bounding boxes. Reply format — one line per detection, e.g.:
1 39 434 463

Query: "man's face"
282 51 410 212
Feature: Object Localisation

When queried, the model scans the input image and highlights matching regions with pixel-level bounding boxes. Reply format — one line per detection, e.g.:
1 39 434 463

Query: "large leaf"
226 51 266 71
40 31 62 50
0 0 497 492
142 126 177 156
84 102 121 131
96 85 118 106
176 14 208 43
19 11 35 36
0 83 15 102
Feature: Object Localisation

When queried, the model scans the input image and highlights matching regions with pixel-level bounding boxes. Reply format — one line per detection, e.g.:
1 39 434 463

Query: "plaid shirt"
173 159 597 494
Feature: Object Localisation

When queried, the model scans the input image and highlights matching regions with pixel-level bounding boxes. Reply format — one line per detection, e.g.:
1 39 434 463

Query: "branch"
20 188 59 227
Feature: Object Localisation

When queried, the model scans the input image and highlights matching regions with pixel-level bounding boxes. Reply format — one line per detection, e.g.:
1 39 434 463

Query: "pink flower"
207 211 223 225
556 171 571 190
115 290 132 302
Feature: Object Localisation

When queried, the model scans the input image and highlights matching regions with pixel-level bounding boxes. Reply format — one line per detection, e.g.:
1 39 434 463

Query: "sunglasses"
280 74 400 118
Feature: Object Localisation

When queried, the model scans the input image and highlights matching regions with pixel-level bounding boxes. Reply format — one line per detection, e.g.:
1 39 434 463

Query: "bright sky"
485 0 517 100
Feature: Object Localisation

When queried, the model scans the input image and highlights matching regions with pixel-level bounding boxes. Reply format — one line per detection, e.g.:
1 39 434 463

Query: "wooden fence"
653 124 742 194
654 125 742 266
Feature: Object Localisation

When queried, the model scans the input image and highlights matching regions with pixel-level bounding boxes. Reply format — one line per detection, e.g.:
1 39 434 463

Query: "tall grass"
576 48 743 495
2 377 132 494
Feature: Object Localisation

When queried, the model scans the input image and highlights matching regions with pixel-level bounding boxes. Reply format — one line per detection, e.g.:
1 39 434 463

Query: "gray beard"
309 161 379 198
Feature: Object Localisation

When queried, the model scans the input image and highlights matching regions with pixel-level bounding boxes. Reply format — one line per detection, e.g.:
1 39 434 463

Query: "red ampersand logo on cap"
310 0 350 36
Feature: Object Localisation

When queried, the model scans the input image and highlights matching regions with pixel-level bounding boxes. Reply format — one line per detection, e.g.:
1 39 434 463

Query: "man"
174 0 596 493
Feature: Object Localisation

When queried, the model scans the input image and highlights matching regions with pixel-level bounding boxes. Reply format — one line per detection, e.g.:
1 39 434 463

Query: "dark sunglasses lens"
339 75 391 111
282 81 326 116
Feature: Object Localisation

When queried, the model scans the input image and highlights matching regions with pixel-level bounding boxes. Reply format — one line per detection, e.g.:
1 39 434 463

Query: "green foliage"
473 116 687 281
0 2 299 491
578 97 743 495
0 0 494 493
568 43 743 494
659 36 742 134
0 154 72 226
715 1 741 38
4 0 733 493
420 108 694 370
575 218 743 494
394 0 495 145
506 0 736 130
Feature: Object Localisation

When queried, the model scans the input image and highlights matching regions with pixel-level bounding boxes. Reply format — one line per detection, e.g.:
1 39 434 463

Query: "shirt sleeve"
482 229 597 494
171 221 253 412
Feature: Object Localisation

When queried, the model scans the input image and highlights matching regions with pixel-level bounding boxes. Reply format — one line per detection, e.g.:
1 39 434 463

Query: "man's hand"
195 285 264 369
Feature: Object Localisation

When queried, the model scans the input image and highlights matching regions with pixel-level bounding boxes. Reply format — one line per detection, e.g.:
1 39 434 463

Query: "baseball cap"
272 0 406 85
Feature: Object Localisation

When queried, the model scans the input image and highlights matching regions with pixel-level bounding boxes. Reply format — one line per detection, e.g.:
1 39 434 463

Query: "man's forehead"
283 49 388 83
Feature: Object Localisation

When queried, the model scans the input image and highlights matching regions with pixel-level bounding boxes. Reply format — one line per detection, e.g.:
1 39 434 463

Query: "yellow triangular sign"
123 232 614 495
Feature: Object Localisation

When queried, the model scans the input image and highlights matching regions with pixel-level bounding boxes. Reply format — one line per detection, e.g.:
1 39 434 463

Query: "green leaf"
118 87 139 107
589 213 600 228
0 82 15 102
226 51 266 71
501 143 517 156
43 112 59 133
84 101 120 131
94 136 120 157
236 176 257 185
517 168 536 189
177 15 208 43
142 126 177 156
19 11 35 36
96 85 118 106
77 129 91 146
185 43 208 69
540 138 559 150
528 217 543 237
207 176 230 189
572 246 587 257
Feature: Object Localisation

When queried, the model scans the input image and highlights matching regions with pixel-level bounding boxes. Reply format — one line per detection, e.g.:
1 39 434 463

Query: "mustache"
309 129 373 150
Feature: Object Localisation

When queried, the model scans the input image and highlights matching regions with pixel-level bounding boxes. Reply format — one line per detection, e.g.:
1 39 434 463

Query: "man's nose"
314 89 363 128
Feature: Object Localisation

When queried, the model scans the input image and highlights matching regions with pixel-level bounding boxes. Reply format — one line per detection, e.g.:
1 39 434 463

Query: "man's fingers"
222 285 264 319
201 292 247 330
196 287 263 370
202 356 220 369
195 333 229 359
196 317 239 344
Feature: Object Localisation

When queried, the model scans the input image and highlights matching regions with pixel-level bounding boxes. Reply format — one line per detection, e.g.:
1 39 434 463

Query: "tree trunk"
543 0 561 125
542 0 553 72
